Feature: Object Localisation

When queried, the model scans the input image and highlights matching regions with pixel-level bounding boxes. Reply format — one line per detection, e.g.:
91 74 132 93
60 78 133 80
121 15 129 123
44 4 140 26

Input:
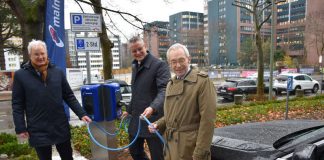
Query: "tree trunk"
252 3 265 98
21 21 43 62
90 0 113 80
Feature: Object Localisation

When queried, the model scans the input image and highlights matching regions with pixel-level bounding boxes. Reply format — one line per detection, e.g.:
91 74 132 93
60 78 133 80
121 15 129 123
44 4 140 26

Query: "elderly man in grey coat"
123 36 170 160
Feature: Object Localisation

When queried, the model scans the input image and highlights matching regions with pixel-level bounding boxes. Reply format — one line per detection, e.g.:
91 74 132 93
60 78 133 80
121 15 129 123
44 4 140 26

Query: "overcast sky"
64 0 205 42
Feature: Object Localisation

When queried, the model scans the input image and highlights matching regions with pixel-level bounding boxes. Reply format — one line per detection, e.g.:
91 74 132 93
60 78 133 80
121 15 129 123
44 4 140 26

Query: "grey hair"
128 36 144 44
166 43 190 60
27 39 47 55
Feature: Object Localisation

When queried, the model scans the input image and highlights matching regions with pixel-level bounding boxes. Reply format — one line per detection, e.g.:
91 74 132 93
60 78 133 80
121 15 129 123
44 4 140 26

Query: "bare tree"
305 11 324 65
232 0 285 98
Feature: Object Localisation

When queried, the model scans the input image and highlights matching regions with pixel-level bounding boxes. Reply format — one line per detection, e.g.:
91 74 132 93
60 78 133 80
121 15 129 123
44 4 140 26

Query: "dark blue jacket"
12 61 87 147
128 53 170 137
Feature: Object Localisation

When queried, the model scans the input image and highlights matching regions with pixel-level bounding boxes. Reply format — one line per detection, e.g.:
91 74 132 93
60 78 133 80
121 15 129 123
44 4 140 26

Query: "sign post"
320 55 323 94
285 76 293 119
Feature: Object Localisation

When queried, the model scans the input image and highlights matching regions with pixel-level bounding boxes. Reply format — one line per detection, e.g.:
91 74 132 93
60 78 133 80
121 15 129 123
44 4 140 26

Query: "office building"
169 11 206 66
143 21 170 60
277 0 324 65
208 0 271 65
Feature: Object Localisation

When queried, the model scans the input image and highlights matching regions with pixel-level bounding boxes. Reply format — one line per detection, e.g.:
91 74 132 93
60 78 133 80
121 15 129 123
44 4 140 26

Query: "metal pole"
85 32 91 84
285 91 289 120
269 0 276 100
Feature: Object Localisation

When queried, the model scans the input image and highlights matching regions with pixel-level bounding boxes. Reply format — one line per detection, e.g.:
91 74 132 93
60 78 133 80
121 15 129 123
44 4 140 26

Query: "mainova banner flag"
44 0 66 72
44 0 69 118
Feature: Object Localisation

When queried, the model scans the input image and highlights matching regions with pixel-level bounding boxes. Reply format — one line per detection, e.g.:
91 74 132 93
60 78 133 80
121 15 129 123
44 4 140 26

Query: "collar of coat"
171 66 198 83
21 60 54 71
132 51 154 69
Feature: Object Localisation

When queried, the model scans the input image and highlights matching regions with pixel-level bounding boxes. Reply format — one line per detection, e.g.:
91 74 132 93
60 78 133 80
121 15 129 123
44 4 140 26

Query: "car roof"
278 73 307 77
213 120 324 146
226 78 255 82
105 79 129 86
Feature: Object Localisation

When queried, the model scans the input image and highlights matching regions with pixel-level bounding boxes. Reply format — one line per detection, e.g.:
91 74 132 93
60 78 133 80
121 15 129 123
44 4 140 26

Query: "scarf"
31 59 49 82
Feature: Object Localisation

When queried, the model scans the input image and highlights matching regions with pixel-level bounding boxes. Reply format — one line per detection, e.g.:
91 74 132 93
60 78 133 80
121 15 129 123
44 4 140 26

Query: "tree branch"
259 13 271 29
232 1 253 13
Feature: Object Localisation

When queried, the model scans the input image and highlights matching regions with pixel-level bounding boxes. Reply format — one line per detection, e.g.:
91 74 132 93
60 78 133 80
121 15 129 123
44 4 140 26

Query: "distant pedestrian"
122 36 170 160
12 39 92 160
149 43 217 160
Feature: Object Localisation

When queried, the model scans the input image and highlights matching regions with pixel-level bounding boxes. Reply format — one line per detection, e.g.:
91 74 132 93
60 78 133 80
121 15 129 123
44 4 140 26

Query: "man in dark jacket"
12 40 92 160
123 36 170 160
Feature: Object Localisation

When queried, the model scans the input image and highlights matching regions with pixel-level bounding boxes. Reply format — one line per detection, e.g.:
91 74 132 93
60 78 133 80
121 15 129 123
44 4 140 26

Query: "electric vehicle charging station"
81 82 122 160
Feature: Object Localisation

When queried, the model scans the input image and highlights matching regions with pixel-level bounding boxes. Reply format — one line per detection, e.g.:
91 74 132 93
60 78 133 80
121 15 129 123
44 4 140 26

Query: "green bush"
0 133 36 159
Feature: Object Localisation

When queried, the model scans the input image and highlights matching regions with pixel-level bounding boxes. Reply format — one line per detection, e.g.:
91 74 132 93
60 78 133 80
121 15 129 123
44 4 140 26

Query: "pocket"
178 130 198 159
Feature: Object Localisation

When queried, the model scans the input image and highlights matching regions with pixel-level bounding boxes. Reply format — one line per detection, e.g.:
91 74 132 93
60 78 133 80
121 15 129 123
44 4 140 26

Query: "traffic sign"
75 37 100 51
287 76 293 91
70 13 102 32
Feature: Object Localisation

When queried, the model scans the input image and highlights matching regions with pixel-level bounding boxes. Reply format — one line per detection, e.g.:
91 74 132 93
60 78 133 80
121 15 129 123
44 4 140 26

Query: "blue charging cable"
87 115 166 151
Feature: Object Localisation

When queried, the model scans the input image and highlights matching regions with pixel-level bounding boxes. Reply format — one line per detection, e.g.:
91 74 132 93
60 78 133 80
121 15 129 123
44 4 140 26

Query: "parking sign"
70 13 102 32
75 37 100 51
287 76 293 91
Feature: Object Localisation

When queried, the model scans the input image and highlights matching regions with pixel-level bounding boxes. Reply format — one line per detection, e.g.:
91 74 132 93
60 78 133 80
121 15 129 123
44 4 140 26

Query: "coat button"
176 97 179 100
175 139 178 143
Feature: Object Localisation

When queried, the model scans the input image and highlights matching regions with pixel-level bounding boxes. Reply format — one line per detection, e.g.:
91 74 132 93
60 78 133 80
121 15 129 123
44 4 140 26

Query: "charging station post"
81 83 122 160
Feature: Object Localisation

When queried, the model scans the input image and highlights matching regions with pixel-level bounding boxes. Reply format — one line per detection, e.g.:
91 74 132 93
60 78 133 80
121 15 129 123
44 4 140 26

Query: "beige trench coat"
156 68 217 160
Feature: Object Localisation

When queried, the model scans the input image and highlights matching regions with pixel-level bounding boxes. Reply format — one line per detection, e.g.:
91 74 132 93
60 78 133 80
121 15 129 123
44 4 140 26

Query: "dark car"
217 78 269 101
211 120 324 160
105 79 132 105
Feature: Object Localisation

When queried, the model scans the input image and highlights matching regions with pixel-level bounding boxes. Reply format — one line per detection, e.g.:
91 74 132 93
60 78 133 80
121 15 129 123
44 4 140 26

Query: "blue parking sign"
72 15 82 24
76 39 85 49
287 76 293 91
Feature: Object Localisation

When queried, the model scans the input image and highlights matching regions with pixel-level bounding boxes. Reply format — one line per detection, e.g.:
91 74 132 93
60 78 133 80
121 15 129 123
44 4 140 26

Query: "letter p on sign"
72 15 82 24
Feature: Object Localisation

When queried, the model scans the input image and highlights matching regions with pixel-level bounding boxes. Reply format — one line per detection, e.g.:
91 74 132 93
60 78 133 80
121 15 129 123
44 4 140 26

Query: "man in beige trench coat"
149 43 217 160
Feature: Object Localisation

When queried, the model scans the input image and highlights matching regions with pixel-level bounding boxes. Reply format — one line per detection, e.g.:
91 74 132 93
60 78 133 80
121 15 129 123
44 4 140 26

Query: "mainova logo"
48 25 64 47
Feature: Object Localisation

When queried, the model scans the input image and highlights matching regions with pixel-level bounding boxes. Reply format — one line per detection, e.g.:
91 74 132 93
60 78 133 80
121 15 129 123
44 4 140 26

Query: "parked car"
273 73 319 95
105 79 131 105
217 78 269 101
211 120 324 160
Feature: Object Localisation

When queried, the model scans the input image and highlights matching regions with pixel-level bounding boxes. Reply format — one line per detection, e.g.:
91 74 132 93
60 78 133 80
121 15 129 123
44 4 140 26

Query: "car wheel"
312 84 319 93
293 86 301 95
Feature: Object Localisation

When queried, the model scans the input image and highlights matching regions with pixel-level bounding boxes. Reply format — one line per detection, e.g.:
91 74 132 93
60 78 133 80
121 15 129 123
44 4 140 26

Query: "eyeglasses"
131 46 144 54
169 58 187 67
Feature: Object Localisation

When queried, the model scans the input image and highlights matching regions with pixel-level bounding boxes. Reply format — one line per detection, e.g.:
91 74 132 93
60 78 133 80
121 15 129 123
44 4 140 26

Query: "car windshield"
276 75 288 81
273 125 324 149
221 81 237 87
120 85 131 94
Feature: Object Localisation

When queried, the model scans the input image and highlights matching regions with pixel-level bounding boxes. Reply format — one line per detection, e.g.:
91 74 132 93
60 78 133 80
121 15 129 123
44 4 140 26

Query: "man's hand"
122 111 129 119
18 132 29 139
81 116 92 123
142 107 154 118
148 123 158 133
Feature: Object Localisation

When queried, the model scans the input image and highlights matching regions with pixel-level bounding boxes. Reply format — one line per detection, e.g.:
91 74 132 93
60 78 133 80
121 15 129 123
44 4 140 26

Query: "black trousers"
34 139 73 160
129 136 164 160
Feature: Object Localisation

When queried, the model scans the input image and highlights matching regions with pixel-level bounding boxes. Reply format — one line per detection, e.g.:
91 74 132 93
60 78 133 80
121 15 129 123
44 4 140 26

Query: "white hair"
27 39 47 55
166 43 190 60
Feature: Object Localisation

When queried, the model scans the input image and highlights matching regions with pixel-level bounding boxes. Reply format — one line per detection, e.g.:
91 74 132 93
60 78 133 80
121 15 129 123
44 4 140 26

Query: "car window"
238 80 254 86
221 81 237 87
277 75 288 81
295 75 305 81
249 80 256 85
304 75 312 81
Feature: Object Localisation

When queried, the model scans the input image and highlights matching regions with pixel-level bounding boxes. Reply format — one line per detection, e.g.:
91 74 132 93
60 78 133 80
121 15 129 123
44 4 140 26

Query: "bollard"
234 94 243 105
295 89 304 97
